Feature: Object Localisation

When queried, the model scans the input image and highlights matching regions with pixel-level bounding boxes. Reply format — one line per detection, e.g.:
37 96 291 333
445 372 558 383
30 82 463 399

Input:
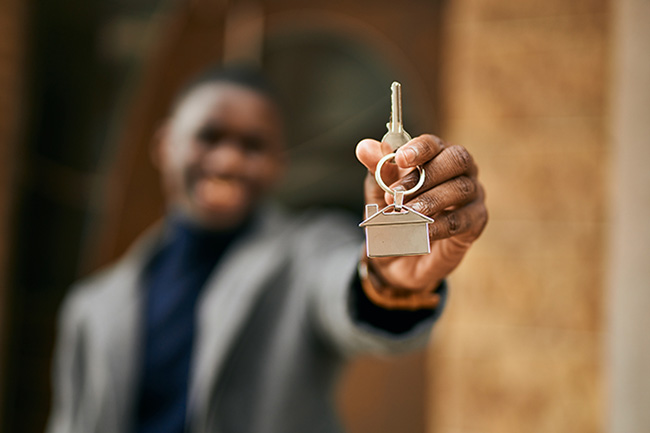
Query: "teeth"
195 178 245 209
206 177 227 186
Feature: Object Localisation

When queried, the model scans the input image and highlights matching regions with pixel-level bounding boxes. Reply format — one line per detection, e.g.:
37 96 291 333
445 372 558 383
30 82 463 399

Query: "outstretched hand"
355 134 488 293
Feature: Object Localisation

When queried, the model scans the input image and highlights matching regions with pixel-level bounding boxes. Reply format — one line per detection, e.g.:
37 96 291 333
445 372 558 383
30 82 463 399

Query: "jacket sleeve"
45 289 87 433
294 211 444 358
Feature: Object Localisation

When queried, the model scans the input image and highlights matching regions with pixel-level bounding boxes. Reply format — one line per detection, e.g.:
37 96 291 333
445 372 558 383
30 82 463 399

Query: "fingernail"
401 147 417 164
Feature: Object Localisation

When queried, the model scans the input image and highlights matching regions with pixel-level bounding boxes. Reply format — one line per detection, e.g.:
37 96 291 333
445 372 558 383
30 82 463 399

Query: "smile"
194 176 248 211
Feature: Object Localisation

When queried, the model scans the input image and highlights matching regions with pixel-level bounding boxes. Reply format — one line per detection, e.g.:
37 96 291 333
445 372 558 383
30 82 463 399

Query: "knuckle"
416 194 441 214
429 221 441 239
422 134 444 149
464 202 489 239
447 212 460 235
455 176 476 197
401 169 420 189
413 134 445 160
476 206 489 234
449 145 472 172
414 136 430 152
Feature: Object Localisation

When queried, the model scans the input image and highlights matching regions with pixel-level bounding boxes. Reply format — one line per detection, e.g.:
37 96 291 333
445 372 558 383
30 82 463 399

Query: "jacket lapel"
188 206 292 431
85 224 164 431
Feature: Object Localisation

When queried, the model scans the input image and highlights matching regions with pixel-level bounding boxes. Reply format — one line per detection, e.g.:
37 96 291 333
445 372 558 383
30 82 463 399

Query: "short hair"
172 63 280 112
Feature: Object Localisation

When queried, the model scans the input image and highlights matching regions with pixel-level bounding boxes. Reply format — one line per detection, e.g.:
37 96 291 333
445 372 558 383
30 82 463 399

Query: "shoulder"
58 261 131 330
63 264 121 311
59 224 163 322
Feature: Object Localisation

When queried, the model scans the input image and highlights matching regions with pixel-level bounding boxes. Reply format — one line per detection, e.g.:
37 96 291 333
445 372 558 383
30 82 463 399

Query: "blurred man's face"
157 82 286 230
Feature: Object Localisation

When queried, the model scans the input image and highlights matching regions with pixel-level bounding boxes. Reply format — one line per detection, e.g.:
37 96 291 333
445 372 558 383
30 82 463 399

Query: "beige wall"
609 0 650 431
429 1 609 432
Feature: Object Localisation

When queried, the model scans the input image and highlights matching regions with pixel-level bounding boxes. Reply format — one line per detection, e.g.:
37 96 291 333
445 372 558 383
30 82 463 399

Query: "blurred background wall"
1 0 649 433
608 0 650 430
429 1 610 431
0 0 26 428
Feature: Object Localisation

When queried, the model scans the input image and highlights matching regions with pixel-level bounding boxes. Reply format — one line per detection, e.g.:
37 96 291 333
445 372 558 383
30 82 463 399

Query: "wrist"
358 257 441 311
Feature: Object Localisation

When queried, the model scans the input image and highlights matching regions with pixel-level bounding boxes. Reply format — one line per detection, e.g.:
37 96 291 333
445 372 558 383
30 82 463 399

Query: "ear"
150 121 171 170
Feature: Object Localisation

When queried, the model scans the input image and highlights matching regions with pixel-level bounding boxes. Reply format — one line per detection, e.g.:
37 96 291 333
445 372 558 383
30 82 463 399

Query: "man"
47 66 487 433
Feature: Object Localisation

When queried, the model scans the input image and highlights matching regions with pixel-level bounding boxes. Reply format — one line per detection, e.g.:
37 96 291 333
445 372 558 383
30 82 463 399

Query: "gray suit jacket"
47 206 438 433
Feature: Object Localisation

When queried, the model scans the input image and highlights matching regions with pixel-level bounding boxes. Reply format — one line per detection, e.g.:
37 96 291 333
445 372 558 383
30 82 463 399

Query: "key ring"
374 152 426 196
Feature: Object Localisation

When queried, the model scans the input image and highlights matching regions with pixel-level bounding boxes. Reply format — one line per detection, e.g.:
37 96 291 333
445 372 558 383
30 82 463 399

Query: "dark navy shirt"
133 216 248 433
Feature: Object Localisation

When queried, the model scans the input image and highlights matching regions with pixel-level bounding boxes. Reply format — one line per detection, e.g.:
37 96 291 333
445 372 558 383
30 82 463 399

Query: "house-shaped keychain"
359 203 434 257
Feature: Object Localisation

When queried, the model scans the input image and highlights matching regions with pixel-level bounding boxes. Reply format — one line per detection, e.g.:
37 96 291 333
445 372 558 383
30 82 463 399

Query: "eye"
196 125 223 145
241 136 265 154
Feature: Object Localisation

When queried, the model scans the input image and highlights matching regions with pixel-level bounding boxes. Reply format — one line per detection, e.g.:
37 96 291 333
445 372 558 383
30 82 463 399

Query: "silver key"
381 81 412 151
359 85 433 258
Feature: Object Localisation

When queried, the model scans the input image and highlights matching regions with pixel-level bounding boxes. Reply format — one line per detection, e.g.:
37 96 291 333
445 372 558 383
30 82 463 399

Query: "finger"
355 139 384 172
364 172 387 206
394 134 446 168
357 138 400 206
393 145 478 194
356 139 398 173
408 175 479 216
428 198 488 241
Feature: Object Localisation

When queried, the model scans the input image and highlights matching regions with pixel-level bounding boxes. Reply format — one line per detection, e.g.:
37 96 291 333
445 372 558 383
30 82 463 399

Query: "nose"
204 140 248 176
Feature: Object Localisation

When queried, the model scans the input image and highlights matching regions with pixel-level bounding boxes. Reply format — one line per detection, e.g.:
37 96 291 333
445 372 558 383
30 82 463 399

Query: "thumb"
355 138 398 207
